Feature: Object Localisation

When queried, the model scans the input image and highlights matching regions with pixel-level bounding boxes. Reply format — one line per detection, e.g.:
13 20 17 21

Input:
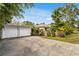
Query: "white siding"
19 27 31 36
2 25 31 39
2 26 18 38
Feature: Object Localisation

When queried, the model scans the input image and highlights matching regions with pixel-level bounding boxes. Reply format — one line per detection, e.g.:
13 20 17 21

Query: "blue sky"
15 3 79 24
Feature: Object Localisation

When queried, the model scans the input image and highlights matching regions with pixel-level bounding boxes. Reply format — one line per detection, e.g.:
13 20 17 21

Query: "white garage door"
19 27 31 36
2 26 18 38
2 25 31 39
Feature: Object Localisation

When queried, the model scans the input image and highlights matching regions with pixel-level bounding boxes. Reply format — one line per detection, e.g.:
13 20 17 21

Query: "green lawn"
47 31 79 44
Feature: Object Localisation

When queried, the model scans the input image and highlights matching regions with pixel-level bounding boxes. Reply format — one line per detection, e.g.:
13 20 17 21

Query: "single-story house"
35 24 48 36
0 24 31 39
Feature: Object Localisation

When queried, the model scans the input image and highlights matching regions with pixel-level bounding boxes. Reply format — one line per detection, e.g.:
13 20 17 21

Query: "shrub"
46 28 52 36
63 22 74 35
31 27 39 36
56 27 65 37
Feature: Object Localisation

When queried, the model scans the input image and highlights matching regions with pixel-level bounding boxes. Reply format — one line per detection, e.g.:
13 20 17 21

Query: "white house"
0 24 31 39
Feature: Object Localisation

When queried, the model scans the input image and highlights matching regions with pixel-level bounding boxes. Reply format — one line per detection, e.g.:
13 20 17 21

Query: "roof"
35 24 48 28
4 23 32 28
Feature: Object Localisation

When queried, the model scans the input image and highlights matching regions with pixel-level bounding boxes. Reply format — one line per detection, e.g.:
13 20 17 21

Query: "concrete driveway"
0 36 79 56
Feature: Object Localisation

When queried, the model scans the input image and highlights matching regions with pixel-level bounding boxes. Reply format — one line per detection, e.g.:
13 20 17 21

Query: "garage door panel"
2 26 17 38
19 27 31 36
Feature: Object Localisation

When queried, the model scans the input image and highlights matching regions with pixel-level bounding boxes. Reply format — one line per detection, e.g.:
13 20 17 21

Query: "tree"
51 8 62 29
22 21 34 27
75 20 79 30
47 23 56 37
0 3 33 29
59 4 78 27
51 8 64 37
51 4 78 37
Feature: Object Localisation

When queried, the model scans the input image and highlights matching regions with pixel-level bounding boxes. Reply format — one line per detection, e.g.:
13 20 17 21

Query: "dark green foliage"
0 3 33 29
31 27 39 36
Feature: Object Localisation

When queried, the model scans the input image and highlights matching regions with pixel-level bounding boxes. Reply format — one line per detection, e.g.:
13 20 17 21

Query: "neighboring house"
0 24 31 39
35 24 48 36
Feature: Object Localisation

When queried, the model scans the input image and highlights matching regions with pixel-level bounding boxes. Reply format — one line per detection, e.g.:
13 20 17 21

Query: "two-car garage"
1 24 31 39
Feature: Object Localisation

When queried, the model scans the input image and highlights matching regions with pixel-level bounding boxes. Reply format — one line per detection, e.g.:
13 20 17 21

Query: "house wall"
1 25 31 39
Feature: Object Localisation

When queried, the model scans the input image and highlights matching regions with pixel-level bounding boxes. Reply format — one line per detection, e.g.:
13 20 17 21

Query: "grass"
47 31 79 44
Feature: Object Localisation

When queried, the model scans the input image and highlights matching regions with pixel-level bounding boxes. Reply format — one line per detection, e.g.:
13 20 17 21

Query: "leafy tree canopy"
0 3 33 29
22 21 34 27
